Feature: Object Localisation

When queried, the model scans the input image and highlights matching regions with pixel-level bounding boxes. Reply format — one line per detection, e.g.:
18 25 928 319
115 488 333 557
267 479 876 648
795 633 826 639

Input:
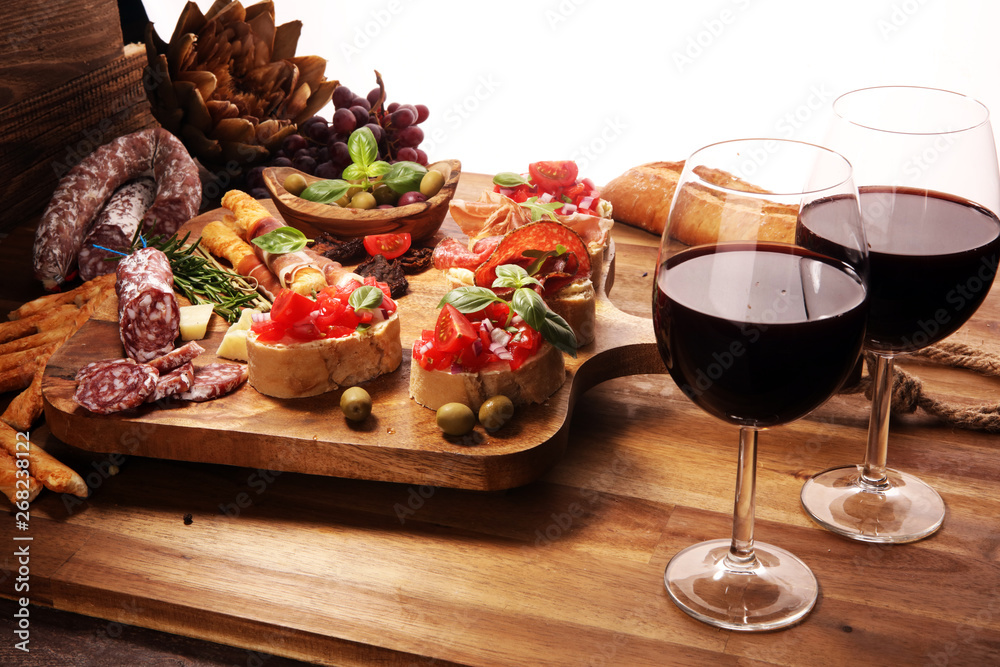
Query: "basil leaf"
511 287 577 357
348 285 384 311
300 179 351 204
519 197 563 222
493 172 529 188
492 264 540 290
367 160 392 178
348 127 378 168
342 163 368 182
384 161 428 194
539 308 578 357
438 286 503 313
251 227 310 254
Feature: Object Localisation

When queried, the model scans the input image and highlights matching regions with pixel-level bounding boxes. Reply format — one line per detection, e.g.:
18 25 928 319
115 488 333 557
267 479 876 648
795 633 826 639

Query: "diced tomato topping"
270 290 315 325
255 281 394 344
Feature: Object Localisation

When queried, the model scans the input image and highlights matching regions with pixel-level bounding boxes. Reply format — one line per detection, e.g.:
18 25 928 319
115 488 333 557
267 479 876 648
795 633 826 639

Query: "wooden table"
2 173 999 666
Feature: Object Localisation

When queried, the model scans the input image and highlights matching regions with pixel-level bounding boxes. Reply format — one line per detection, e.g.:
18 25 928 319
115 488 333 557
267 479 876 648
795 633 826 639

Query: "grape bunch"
244 76 430 199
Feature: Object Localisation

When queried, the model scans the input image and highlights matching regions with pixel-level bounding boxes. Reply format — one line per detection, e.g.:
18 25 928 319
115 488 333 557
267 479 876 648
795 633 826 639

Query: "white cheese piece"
216 327 249 362
233 308 260 331
178 303 215 341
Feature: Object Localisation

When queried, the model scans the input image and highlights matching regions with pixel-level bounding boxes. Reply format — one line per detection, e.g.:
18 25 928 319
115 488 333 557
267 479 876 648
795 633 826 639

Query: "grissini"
0 304 78 344
0 422 88 498
0 447 41 505
7 273 115 320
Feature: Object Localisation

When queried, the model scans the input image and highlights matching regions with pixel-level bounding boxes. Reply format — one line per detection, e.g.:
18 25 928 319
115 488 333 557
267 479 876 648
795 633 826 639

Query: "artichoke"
143 0 337 171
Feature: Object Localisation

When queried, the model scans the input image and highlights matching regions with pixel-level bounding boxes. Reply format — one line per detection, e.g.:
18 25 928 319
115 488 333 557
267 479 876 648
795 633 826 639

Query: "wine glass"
800 86 1000 543
653 139 869 630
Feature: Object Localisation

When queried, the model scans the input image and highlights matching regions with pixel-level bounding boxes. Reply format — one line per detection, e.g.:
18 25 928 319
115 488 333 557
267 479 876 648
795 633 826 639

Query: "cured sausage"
33 128 202 289
76 178 156 281
73 358 159 414
116 248 180 363
178 363 248 402
147 362 195 403
146 340 205 374
473 222 591 294
431 236 503 271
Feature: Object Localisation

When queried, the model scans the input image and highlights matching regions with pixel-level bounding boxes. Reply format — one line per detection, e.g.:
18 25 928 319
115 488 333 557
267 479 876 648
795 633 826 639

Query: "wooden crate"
0 0 158 233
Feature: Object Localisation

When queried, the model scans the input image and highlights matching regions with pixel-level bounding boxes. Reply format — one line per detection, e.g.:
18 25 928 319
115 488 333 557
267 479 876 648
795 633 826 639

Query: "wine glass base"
800 464 945 543
664 539 818 632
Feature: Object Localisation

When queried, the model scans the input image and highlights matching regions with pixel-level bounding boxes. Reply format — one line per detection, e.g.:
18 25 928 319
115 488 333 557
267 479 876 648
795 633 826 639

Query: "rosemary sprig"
129 228 270 323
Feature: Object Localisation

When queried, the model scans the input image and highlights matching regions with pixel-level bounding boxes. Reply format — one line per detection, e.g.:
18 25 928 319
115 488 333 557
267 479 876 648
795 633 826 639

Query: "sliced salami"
116 247 180 363
77 178 156 281
178 363 248 402
73 358 159 414
146 340 205 374
473 221 591 294
431 236 503 271
147 362 195 403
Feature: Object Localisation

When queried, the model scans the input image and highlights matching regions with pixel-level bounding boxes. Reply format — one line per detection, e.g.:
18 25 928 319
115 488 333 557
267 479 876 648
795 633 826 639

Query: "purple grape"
329 141 351 168
316 146 330 163
396 147 418 162
315 161 341 179
292 155 317 174
245 166 265 190
414 149 428 166
397 191 427 206
387 101 400 113
308 122 330 144
281 134 308 154
271 156 292 167
367 88 382 107
398 126 423 148
414 104 430 124
350 105 369 128
365 122 384 143
352 96 371 112
332 108 356 134
391 108 416 129
249 187 270 199
294 147 312 160
377 204 395 209
332 85 354 109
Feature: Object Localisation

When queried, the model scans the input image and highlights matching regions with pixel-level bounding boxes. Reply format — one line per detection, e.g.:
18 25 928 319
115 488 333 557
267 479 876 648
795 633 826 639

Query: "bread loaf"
602 161 797 244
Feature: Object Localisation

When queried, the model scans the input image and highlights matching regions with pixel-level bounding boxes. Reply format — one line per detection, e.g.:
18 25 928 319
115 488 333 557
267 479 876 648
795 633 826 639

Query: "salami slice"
77 178 156 281
73 358 159 414
146 340 205 374
177 363 248 402
473 221 591 294
147 362 195 403
431 236 503 271
116 247 180 363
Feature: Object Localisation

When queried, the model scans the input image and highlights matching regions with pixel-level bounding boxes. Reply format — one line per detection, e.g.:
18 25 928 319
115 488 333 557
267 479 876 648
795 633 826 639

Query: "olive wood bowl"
262 159 461 241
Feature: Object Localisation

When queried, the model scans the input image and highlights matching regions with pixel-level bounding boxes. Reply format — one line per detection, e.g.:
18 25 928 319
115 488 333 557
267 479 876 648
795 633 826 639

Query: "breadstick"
0 304 80 344
0 447 41 505
0 359 38 394
0 422 88 497
8 273 115 320
0 326 73 357
0 345 55 375
2 367 44 432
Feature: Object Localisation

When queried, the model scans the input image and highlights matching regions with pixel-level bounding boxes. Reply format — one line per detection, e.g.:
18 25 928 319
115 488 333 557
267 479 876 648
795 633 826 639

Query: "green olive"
478 395 514 431
340 386 372 421
372 184 400 207
419 169 445 198
283 173 309 196
349 191 377 210
436 402 475 436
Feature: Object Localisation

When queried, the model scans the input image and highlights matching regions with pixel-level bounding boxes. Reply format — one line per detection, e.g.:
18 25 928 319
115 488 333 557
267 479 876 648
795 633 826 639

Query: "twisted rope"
840 342 1000 432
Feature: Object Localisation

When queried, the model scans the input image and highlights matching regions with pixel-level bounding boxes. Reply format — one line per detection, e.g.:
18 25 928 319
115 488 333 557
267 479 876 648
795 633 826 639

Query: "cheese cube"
216 327 249 362
178 303 215 341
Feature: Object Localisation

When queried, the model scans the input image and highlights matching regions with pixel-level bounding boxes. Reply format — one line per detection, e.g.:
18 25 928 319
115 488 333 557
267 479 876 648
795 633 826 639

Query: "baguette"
601 161 798 243
0 422 88 497
0 448 41 505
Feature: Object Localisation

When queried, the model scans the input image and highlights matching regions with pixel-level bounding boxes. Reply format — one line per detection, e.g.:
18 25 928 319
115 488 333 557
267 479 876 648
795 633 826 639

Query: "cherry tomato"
434 304 476 353
363 233 411 260
529 161 579 193
270 289 316 325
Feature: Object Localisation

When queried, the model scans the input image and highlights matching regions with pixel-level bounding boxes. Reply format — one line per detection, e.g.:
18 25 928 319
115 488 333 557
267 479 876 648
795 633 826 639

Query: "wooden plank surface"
2 173 1000 666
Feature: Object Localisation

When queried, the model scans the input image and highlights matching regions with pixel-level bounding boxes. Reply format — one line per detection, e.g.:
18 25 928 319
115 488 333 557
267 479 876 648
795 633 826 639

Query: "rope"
840 342 1000 433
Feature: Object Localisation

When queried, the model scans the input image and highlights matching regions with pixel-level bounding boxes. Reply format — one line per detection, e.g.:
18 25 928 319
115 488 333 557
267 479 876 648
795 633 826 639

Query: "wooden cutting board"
40 205 666 491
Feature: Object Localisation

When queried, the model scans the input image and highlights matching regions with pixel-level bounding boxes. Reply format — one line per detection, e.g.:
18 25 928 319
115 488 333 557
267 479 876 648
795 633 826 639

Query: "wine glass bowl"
653 139 869 630
800 86 1000 544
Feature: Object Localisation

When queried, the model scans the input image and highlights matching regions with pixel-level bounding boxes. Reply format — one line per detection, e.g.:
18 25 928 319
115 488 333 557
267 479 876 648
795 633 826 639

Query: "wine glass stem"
728 426 759 568
862 353 894 489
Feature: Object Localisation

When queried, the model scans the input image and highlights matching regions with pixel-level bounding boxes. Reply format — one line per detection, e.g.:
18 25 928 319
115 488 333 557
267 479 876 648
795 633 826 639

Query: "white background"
145 0 1000 186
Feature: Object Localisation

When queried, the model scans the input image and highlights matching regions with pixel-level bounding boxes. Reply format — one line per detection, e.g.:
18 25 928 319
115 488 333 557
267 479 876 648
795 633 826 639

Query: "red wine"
653 244 867 428
799 187 1000 353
